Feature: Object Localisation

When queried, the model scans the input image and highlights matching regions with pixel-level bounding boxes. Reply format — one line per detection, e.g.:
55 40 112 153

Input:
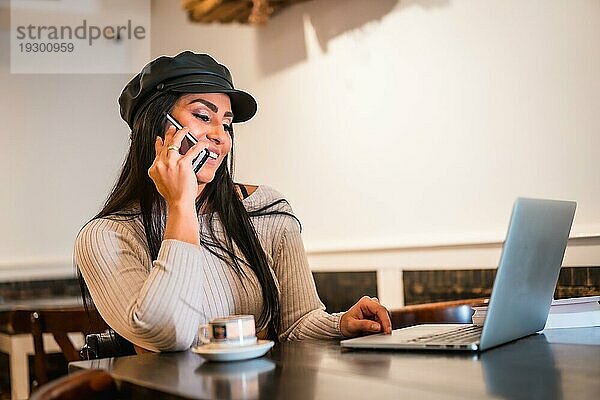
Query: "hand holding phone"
165 113 218 173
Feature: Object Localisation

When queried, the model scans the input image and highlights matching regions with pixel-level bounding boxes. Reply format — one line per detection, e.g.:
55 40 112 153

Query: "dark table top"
70 327 600 400
0 296 84 334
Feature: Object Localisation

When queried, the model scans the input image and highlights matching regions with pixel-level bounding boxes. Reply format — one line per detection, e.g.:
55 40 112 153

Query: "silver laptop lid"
479 198 576 351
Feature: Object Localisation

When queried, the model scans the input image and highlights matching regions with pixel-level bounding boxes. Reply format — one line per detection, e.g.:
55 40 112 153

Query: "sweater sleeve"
74 218 204 352
273 217 343 341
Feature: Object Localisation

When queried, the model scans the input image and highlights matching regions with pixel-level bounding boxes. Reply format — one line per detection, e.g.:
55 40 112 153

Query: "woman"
75 51 391 352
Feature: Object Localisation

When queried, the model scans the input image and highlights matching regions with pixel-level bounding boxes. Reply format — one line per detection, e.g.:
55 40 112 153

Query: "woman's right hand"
148 125 205 209
149 125 207 245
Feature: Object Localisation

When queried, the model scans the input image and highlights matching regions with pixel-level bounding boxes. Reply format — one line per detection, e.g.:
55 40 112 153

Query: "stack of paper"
471 296 600 329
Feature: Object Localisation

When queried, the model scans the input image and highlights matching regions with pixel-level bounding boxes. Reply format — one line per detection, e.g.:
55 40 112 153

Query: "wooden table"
0 297 87 399
70 327 600 399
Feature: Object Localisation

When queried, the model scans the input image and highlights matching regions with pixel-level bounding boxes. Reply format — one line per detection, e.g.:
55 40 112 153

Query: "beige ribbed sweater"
75 186 343 352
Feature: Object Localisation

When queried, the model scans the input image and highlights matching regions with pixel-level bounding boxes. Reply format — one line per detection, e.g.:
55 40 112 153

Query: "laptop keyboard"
405 325 483 345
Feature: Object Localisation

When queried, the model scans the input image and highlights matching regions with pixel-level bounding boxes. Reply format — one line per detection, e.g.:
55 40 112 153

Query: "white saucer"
191 340 274 362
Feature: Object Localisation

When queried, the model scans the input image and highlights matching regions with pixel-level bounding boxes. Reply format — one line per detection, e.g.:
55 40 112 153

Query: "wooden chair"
29 369 117 400
390 298 488 329
26 308 109 387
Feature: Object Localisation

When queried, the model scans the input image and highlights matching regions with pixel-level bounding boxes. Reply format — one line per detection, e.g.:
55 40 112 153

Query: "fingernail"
371 323 380 331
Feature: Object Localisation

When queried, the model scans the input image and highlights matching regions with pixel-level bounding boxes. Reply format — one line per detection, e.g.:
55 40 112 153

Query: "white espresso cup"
198 315 257 347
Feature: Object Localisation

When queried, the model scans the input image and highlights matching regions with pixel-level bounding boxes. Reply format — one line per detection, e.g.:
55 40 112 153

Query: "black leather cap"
119 51 257 129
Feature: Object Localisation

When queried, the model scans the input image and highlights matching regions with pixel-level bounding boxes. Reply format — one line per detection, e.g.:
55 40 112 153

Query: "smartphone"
165 113 217 173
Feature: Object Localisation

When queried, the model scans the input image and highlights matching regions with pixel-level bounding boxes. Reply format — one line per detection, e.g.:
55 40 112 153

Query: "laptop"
341 198 576 352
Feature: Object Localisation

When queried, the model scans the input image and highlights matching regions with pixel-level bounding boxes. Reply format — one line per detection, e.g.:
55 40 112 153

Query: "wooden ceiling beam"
183 0 311 25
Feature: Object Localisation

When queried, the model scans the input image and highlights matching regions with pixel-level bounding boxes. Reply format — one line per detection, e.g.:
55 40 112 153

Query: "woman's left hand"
340 296 393 337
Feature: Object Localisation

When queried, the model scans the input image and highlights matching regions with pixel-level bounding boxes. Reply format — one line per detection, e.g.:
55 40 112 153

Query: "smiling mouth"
207 151 218 159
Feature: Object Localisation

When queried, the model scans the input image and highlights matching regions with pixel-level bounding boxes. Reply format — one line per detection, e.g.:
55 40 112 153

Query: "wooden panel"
312 271 377 313
0 279 80 302
403 269 495 305
556 266 600 298
403 266 600 305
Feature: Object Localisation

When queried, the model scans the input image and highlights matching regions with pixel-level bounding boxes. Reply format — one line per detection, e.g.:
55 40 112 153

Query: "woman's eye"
193 113 210 122
223 124 232 133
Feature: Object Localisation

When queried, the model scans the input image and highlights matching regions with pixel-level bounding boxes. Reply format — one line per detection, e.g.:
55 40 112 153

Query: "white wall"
0 1 133 278
1 0 599 293
153 0 600 246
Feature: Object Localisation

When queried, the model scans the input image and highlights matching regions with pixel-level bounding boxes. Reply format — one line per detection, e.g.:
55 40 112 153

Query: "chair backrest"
27 308 109 386
29 369 116 400
391 298 488 329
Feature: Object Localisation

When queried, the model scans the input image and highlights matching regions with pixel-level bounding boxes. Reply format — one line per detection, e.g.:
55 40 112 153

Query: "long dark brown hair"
78 92 299 340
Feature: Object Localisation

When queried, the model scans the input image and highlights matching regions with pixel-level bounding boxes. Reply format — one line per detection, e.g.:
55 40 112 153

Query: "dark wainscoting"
0 272 380 315
312 271 378 313
403 266 600 305
403 269 495 305
556 266 600 298
1 266 596 310
0 278 81 302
